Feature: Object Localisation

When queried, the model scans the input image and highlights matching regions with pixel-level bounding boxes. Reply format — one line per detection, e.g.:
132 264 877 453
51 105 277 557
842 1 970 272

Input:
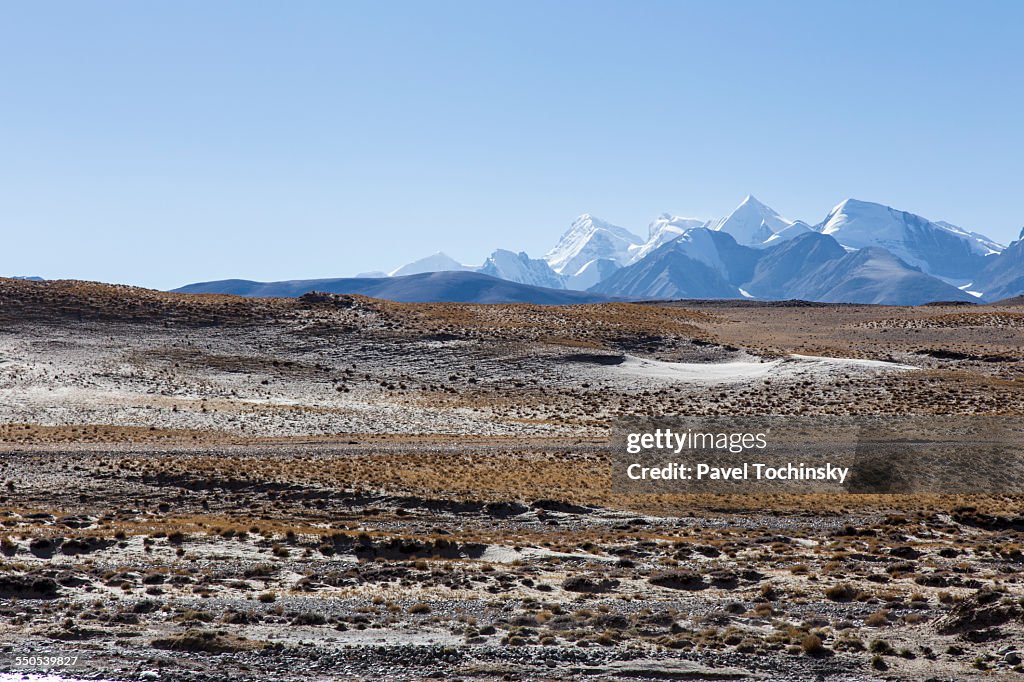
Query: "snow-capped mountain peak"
627 213 709 263
708 195 795 247
478 249 565 289
647 213 707 239
544 214 643 276
762 220 814 246
389 252 473 277
818 199 1002 281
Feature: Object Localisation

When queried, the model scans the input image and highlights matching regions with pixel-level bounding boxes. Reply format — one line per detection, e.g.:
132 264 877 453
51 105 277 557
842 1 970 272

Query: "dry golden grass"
0 277 293 324
0 423 234 445
113 444 1024 517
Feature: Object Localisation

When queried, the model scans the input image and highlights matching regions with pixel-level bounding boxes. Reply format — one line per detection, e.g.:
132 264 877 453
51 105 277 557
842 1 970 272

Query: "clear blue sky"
2 1 1022 289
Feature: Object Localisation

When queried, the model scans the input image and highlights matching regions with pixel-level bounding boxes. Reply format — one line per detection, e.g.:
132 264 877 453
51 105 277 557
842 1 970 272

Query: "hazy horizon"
2 1 1022 290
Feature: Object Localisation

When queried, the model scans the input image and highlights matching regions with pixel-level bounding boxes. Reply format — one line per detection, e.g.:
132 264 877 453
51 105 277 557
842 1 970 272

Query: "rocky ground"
0 279 1021 681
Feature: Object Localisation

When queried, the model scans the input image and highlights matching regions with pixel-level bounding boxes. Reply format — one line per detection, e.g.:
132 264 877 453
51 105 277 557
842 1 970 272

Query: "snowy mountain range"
177 196 1021 305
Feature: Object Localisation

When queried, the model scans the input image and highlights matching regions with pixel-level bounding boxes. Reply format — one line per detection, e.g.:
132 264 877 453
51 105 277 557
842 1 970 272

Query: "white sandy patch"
614 353 917 385
481 544 616 564
789 354 918 371
618 355 781 383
